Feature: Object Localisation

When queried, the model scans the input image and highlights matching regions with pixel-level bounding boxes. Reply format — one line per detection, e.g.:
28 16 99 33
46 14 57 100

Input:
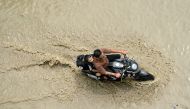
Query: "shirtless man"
86 48 128 78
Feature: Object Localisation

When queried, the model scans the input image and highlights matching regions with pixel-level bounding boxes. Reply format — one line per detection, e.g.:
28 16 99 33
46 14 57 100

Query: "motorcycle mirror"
123 54 126 58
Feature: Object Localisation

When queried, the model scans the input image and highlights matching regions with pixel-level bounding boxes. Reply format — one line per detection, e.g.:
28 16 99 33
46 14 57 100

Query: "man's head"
85 55 93 63
93 49 102 58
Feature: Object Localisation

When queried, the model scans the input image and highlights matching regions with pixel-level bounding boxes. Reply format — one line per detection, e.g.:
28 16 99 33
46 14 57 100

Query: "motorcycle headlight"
131 63 138 70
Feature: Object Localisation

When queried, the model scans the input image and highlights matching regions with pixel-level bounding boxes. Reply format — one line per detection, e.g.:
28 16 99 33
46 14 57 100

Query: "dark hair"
93 49 102 58
84 55 91 62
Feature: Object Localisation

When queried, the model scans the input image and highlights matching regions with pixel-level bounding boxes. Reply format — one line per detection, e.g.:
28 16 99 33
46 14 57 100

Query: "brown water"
0 0 190 109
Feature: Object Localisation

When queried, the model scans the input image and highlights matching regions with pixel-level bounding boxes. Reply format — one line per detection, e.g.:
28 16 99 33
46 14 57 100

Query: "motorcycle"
76 54 154 81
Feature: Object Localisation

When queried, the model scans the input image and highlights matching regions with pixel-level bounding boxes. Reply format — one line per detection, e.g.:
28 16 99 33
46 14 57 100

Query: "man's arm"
94 64 115 76
100 48 127 54
94 63 121 78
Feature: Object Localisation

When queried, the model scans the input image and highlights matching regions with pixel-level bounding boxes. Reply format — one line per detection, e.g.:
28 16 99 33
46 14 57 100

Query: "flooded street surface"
0 0 190 109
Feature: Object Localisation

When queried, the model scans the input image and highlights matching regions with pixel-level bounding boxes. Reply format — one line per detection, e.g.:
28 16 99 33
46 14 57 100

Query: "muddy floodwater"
0 0 190 109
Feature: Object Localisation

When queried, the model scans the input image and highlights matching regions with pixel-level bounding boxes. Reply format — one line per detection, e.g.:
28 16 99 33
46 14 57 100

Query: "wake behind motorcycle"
76 54 154 81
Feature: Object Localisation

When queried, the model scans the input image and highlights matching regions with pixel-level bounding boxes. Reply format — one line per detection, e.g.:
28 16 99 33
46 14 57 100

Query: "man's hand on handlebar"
120 50 128 55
